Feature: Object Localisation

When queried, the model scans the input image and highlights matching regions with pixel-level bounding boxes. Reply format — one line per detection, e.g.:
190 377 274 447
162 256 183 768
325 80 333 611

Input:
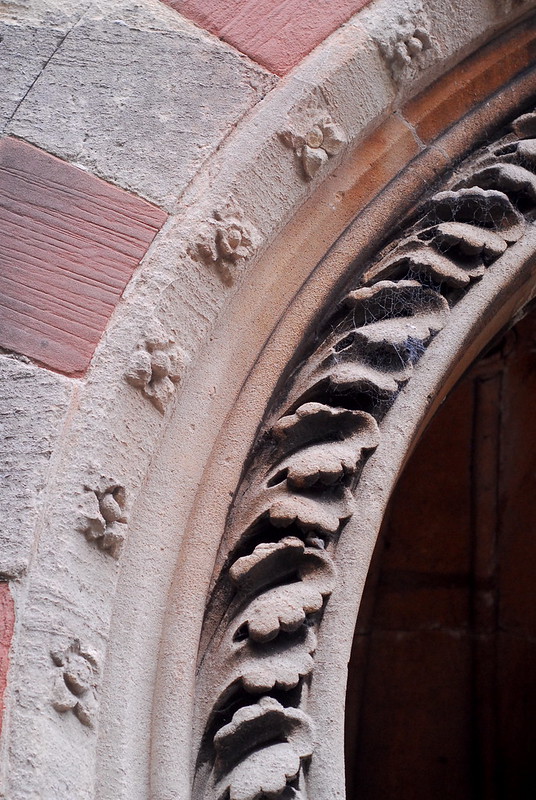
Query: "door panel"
345 309 536 800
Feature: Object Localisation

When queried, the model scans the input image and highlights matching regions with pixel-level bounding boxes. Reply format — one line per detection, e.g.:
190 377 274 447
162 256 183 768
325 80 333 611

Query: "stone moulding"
192 104 536 800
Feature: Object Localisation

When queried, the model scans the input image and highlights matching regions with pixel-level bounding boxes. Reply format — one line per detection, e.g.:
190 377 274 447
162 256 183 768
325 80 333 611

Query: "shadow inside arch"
345 305 536 800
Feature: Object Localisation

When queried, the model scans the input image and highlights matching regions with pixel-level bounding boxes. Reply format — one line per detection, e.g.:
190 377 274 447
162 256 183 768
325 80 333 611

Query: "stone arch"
169 94 536 800
1 3 536 800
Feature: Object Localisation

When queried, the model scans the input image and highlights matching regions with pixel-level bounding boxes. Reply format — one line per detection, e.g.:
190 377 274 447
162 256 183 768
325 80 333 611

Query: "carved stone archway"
3 6 536 800
175 98 536 800
104 34 536 800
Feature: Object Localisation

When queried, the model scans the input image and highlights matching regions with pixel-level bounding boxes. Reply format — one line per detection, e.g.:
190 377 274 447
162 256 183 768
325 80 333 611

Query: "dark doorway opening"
345 308 536 800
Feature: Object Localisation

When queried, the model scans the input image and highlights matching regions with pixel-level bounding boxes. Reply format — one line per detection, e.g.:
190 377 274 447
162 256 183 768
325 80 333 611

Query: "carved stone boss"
193 108 536 800
376 10 435 84
280 109 346 180
51 640 99 728
191 199 260 286
125 320 186 413
77 474 128 558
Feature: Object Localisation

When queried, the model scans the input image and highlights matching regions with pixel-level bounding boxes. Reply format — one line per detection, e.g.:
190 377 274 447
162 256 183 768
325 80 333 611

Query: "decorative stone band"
192 105 536 800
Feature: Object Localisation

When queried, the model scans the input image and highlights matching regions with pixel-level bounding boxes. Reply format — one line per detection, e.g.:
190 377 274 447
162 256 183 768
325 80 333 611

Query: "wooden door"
345 308 536 800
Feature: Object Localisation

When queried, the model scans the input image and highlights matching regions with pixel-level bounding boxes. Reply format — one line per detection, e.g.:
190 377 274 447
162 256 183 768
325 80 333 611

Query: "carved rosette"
51 640 99 728
125 320 186 413
375 9 436 84
193 107 536 800
77 474 128 558
191 199 260 286
280 110 346 180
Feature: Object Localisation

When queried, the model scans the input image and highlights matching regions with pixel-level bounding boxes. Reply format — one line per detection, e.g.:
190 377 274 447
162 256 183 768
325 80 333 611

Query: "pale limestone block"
0 23 65 132
0 356 73 577
0 0 94 131
6 0 277 209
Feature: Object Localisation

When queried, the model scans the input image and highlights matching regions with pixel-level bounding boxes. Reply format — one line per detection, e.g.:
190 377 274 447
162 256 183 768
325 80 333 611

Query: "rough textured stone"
165 0 374 75
0 137 167 374
0 583 14 738
0 1 92 131
0 356 73 577
359 0 495 91
0 23 63 133
6 0 277 209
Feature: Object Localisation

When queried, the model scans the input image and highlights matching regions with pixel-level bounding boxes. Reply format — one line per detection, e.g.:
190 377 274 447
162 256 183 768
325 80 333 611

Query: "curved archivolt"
192 105 536 800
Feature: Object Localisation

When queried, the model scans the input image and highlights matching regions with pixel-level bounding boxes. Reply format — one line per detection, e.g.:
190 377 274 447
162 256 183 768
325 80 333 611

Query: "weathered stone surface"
0 23 62 133
6 0 277 209
0 1 94 132
358 0 500 94
0 583 14 738
402 18 536 144
0 356 73 577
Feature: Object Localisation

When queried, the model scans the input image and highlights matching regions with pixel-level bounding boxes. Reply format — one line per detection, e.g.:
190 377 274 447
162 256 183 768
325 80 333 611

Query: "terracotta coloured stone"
164 0 374 75
403 20 536 144
0 138 167 375
0 583 14 738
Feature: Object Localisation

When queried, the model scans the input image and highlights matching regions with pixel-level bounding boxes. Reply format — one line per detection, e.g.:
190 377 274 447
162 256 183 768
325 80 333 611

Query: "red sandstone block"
164 0 372 75
0 583 14 738
0 138 167 375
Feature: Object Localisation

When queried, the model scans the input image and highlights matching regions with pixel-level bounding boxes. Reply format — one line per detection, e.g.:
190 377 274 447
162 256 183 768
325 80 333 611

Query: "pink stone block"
0 139 167 375
165 0 373 75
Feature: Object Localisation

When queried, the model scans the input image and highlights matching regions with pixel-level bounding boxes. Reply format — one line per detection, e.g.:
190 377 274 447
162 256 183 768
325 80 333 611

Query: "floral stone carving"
51 640 99 728
192 106 536 800
191 199 260 286
125 321 186 413
77 475 127 558
280 111 346 179
376 11 435 84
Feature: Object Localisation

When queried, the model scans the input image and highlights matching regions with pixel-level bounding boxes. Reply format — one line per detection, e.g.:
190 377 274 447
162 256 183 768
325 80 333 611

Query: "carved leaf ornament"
193 108 536 800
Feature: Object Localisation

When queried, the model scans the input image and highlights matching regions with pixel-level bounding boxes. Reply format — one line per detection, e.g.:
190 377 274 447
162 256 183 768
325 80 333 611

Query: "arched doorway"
345 307 536 799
